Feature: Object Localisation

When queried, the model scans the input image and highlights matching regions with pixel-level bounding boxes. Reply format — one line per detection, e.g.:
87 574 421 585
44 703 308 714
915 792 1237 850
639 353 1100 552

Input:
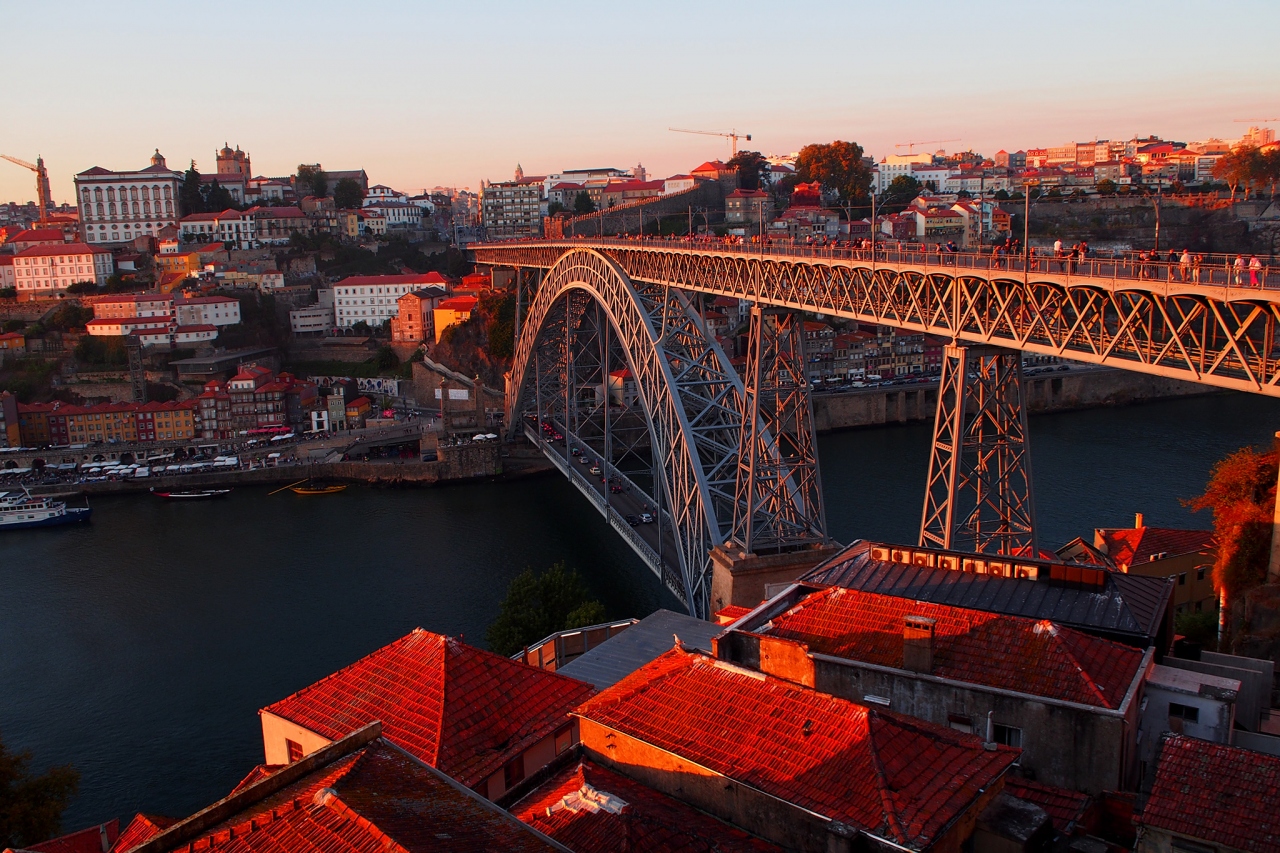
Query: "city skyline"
3 0 1278 204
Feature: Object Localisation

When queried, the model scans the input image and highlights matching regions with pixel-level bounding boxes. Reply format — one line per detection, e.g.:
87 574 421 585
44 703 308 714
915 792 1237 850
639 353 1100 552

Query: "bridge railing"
478 236 1276 292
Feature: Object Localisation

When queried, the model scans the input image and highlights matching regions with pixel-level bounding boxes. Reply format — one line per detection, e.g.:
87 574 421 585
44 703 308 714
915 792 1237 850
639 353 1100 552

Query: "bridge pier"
919 343 1038 557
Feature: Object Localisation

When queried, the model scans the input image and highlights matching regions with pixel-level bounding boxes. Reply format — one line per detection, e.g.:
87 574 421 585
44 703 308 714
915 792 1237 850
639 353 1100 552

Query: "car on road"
589 465 602 475
579 455 591 464
610 484 622 493
639 512 654 523
1057 364 1070 371
625 514 640 526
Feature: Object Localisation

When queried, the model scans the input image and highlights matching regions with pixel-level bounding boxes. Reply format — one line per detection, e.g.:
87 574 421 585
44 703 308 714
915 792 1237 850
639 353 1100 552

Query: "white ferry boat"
0 489 92 530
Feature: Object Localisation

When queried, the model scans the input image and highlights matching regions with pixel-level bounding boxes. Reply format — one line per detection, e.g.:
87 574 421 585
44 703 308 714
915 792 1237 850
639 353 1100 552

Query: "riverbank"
810 366 1214 431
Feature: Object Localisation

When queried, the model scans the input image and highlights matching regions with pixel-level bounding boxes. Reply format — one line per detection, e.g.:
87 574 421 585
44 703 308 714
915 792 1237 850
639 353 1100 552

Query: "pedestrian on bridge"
1233 255 1246 285
1250 255 1263 287
1179 249 1192 283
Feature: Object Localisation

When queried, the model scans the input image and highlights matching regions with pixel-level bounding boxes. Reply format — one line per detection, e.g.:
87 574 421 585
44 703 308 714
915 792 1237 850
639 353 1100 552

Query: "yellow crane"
1 154 53 226
669 127 753 157
894 138 959 154
1234 118 1278 123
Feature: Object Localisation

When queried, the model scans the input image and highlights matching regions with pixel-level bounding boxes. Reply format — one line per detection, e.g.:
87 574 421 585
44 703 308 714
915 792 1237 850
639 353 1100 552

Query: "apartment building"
11 244 113 298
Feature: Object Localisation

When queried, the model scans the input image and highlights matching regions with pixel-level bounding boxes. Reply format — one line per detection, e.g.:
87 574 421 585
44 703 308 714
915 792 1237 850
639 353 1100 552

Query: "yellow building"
433 296 478 343
63 403 138 444
156 251 201 279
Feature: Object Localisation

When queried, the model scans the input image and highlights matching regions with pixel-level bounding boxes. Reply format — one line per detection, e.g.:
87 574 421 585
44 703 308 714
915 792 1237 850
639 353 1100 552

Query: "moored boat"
290 483 347 495
0 489 91 530
150 488 232 500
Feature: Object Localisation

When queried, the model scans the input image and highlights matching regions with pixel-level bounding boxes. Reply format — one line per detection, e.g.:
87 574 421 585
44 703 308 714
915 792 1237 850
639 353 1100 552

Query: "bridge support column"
714 307 837 613
920 344 1038 557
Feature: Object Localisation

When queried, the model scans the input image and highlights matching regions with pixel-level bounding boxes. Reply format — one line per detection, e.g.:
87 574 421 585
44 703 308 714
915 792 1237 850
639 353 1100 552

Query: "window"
992 724 1022 748
1197 567 1206 581
554 724 574 755
286 739 303 762
502 753 525 789
1169 703 1200 724
948 713 973 734
1178 573 1187 586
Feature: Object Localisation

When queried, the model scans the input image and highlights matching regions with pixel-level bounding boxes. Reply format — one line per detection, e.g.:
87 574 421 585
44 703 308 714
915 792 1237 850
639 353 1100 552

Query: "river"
2 392 1279 829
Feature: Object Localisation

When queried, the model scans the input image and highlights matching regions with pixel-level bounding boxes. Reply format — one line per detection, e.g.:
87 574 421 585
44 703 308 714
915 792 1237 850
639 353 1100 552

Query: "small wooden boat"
290 483 347 495
150 488 232 500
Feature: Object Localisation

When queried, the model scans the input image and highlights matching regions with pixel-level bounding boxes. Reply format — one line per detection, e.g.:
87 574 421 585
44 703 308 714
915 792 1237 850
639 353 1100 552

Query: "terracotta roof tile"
1099 526 1213 568
761 586 1144 709
514 760 782 852
111 815 176 852
261 630 594 787
577 648 1016 850
1138 735 1280 853
1004 778 1091 834
25 820 119 853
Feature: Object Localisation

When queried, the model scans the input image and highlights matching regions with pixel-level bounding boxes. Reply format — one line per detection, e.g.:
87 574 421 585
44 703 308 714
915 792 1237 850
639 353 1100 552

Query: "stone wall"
552 182 725 238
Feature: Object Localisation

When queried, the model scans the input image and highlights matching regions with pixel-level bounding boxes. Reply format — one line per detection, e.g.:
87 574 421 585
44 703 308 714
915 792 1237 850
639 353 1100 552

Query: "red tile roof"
336 274 450 287
576 648 1017 850
1004 778 1091 834
113 737 564 853
25 820 119 853
1099 526 1214 568
261 630 594 787
14 242 111 257
1138 735 1280 853
9 228 66 244
111 814 176 851
514 760 782 852
437 296 478 311
760 586 1144 709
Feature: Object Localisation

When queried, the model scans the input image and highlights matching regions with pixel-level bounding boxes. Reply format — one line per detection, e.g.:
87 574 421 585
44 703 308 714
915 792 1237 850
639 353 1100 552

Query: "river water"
3 392 1280 829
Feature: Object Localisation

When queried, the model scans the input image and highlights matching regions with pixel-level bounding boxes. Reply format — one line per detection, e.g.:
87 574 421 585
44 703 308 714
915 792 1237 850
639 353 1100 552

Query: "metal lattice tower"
920 344 1037 556
126 334 147 404
732 307 828 553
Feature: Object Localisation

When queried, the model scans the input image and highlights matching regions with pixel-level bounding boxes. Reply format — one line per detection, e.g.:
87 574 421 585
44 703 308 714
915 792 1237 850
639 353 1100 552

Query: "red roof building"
16 820 119 853
260 629 595 800
108 726 568 853
574 647 1017 851
513 759 782 852
1136 735 1280 853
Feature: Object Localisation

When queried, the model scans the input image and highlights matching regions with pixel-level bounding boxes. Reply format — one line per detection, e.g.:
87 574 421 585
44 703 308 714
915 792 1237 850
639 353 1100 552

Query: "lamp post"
1023 181 1031 286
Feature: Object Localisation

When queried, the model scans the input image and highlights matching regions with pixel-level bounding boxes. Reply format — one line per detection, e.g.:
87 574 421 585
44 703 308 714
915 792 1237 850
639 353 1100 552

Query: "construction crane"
669 127 753 157
894 138 959 154
1234 118 1279 123
1 154 53 226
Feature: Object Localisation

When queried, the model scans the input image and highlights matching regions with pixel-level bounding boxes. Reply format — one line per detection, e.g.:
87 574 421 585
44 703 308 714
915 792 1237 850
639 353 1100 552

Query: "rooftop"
261 629 594 787
1138 735 1280 853
753 585 1146 708
513 759 781 853
576 647 1017 851
1097 525 1214 568
14 242 110 257
559 608 723 689
336 273 451 288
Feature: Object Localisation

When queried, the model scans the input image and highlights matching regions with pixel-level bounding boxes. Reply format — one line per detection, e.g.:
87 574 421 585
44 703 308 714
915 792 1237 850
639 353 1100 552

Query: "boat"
0 489 91 530
150 488 232 500
290 482 347 495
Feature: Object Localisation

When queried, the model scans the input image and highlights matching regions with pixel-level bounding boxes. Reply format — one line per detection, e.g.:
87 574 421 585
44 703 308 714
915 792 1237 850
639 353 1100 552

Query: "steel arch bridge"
507 249 825 616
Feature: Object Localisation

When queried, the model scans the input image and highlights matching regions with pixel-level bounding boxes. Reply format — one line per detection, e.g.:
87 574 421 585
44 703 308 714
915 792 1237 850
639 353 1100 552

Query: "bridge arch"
506 249 743 615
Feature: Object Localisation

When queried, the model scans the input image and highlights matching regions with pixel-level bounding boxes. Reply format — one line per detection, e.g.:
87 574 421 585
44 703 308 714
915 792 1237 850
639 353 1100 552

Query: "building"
433 296 478 342
0 331 27 356
102 728 567 853
1057 515 1216 616
690 160 737 184
717 583 1152 794
875 153 931 191
133 401 197 442
90 293 173 319
725 189 774 225
75 150 183 244
252 205 310 244
0 391 19 447
154 249 201 279
11 243 113 298
1135 735 1280 853
175 295 241 327
259 629 595 801
3 227 66 252
598 180 664 207
481 173 545 239
390 286 448 344
179 209 257 249
363 200 421 229
344 394 371 428
573 646 1017 852
289 303 333 336
662 174 698 194
58 402 139 444
333 273 446 329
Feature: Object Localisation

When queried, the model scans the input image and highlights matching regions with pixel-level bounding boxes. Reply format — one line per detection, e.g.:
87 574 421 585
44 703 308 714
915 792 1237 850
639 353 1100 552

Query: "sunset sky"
3 0 1277 204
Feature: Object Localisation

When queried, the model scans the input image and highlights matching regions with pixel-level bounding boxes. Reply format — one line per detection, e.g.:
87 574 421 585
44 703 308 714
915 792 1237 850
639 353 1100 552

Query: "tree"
573 191 596 214
485 291 516 361
794 141 873 205
204 179 236 212
65 281 98 295
179 164 206 216
333 178 364 210
546 201 566 216
297 165 328 198
1096 179 1117 195
351 320 372 336
484 562 607 656
1214 148 1256 201
993 189 1010 201
727 150 769 192
46 304 92 332
0 735 79 848
375 346 400 372
879 175 922 212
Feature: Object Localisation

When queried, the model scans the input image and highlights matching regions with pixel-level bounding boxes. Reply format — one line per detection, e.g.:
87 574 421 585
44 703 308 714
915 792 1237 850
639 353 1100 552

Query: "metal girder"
920 344 1037 556
475 242 1280 396
507 249 744 617
732 307 828 553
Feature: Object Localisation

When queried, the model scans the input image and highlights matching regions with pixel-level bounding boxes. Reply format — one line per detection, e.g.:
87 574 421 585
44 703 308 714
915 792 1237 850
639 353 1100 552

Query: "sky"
2 0 1278 205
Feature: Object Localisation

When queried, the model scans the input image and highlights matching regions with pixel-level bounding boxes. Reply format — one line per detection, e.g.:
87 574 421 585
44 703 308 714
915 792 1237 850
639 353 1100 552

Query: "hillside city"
1 120 1280 853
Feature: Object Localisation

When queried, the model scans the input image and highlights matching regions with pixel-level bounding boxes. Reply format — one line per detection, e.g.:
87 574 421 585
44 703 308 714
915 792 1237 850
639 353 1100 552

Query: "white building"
663 174 698 194
875 154 932 192
179 210 257 249
333 273 441 328
84 317 172 337
363 200 420 228
365 185 407 205
75 150 183 245
174 295 241 327
11 244 114 298
290 304 334 335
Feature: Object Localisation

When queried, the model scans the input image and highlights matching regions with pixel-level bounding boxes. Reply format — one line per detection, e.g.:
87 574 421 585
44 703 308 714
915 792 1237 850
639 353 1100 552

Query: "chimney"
1135 512 1145 529
903 615 936 674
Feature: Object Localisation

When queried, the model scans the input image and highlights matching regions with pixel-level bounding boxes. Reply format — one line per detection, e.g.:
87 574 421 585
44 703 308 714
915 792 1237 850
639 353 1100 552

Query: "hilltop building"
75 149 183 244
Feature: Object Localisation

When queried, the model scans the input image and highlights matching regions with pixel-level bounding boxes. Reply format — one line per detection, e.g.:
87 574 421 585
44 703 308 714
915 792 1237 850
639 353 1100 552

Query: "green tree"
0 734 79 848
727 150 769 192
351 320 372 336
485 291 516 361
1096 179 1117 195
573 191 596 214
794 141 873 205
179 164 206 216
65 281 98 295
2 319 23 333
879 175 922 212
1188 447 1277 602
297 165 329 198
1214 148 1256 201
0 287 15 300
994 189 1010 201
46 304 92 332
204 179 236 212
485 562 607 656
375 346 400 371
547 201 566 216
333 178 365 210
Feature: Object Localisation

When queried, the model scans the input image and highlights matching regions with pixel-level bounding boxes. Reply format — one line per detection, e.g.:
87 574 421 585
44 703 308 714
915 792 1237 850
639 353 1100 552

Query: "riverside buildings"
75 150 183 244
